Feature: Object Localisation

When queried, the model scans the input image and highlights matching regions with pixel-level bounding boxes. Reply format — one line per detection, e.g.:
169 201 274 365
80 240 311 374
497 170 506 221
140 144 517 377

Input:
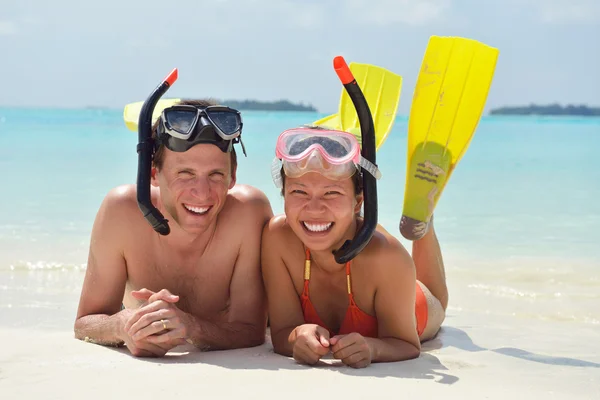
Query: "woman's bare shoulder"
358 226 415 277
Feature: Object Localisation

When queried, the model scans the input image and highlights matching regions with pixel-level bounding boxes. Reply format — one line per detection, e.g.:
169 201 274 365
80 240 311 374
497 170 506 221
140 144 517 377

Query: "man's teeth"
303 222 332 232
184 204 210 214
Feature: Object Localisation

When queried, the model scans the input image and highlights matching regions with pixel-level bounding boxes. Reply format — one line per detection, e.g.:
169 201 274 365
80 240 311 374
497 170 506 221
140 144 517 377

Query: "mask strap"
238 137 247 157
357 157 382 180
271 158 283 188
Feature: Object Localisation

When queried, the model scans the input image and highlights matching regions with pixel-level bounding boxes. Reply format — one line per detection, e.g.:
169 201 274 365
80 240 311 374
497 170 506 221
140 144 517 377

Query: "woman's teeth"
303 222 332 232
184 204 210 215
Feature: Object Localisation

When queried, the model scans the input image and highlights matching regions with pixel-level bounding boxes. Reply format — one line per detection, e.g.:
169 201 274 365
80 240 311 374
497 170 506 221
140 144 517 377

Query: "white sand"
2 310 599 399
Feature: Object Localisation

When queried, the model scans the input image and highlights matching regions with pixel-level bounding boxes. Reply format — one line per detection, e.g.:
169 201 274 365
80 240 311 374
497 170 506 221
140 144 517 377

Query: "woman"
261 126 448 368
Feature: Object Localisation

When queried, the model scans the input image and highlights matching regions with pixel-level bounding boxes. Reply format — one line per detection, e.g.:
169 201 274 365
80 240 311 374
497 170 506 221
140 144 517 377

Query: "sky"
0 0 598 114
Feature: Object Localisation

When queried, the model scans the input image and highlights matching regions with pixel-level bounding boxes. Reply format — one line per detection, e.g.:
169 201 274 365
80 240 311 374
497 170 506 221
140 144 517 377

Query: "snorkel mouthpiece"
136 68 178 235
331 56 379 264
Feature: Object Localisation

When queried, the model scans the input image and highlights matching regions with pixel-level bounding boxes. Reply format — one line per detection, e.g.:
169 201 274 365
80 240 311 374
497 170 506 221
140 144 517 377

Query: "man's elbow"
244 324 267 348
72 317 97 343
246 333 266 348
73 317 87 341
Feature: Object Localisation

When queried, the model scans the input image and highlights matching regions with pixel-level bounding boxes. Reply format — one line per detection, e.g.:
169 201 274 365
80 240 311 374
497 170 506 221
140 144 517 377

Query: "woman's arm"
369 242 422 362
260 217 306 356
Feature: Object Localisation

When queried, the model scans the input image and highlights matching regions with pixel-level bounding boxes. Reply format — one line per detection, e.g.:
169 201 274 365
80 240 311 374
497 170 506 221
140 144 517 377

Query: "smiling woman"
260 58 451 368
261 125 449 368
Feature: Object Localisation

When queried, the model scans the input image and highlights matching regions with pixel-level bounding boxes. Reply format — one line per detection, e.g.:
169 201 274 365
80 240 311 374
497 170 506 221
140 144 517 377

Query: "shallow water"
1 108 599 329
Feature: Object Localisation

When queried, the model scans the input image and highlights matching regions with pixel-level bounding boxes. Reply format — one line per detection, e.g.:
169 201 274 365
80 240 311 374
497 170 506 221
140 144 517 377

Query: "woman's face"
283 172 363 252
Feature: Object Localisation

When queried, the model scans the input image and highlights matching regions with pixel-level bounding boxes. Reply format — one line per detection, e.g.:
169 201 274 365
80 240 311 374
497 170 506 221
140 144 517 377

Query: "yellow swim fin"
123 98 181 132
400 36 499 240
313 62 402 150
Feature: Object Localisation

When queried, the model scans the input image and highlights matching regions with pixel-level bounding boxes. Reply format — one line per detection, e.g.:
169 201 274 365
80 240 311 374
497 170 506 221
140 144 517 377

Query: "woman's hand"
330 333 373 368
291 324 331 365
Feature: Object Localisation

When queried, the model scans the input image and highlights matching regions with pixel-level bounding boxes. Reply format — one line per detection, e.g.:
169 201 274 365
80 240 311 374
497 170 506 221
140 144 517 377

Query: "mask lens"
206 110 241 136
288 136 351 158
165 109 197 134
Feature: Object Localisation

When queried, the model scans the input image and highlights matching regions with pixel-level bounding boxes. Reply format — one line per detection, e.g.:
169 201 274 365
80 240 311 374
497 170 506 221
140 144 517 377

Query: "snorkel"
136 68 178 236
331 56 379 264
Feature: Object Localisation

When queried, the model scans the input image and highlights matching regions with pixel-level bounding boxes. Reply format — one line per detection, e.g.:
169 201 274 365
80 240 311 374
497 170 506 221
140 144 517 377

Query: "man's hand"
124 288 189 348
330 333 372 368
118 308 176 357
291 324 331 365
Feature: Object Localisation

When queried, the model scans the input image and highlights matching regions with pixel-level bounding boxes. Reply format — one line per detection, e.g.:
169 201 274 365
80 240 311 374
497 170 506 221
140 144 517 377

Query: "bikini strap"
345 260 352 295
304 248 311 281
302 248 311 297
304 248 353 296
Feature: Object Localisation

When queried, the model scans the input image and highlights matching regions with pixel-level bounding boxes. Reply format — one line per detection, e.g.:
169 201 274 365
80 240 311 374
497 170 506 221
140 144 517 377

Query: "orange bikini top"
300 248 378 338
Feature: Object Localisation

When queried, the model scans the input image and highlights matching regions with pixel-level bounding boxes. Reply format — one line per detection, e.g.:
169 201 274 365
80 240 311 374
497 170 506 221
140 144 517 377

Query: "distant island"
219 99 317 112
490 104 600 116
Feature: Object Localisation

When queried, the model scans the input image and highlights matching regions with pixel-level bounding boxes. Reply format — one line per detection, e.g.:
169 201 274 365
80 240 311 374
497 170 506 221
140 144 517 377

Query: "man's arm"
74 186 168 356
186 188 273 350
74 187 129 345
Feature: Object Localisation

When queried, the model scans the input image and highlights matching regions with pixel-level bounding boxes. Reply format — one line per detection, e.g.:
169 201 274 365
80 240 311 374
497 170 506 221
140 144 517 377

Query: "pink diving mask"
271 127 381 188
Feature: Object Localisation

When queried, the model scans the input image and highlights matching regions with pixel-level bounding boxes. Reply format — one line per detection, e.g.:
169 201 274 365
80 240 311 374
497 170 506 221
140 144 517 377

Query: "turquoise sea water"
1 108 599 328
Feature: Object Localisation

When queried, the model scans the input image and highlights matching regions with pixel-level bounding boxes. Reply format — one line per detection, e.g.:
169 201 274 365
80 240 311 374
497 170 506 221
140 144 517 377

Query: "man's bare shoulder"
224 184 273 224
87 185 148 269
229 184 270 205
94 184 148 233
101 184 139 209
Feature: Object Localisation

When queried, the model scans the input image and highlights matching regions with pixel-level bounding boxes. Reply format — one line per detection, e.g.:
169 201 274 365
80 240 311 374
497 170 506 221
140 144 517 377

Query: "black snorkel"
331 56 379 264
136 68 178 235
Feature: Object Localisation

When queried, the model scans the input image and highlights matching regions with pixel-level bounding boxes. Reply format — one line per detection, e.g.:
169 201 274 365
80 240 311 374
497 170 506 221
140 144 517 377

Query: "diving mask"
156 105 246 155
271 127 381 188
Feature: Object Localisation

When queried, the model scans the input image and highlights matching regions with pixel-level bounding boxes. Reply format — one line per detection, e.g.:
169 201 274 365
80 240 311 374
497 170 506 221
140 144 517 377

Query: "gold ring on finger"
161 319 167 330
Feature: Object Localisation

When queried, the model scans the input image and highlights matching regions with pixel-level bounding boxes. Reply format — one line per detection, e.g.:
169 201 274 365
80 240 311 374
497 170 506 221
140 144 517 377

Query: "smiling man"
74 99 273 357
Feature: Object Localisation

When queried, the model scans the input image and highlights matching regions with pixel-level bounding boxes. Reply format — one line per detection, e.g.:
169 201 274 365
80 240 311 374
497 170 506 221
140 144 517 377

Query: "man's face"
151 144 236 234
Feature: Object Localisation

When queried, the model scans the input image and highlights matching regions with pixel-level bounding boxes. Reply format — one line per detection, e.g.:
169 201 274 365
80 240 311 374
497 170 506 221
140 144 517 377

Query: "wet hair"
151 99 237 174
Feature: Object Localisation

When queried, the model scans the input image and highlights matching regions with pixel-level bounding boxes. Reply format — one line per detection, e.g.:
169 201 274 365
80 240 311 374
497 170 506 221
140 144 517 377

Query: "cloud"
344 0 452 26
0 21 18 36
533 0 600 24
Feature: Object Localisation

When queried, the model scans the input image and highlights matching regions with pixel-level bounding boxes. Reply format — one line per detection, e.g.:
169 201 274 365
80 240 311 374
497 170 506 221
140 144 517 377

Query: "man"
74 99 273 357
